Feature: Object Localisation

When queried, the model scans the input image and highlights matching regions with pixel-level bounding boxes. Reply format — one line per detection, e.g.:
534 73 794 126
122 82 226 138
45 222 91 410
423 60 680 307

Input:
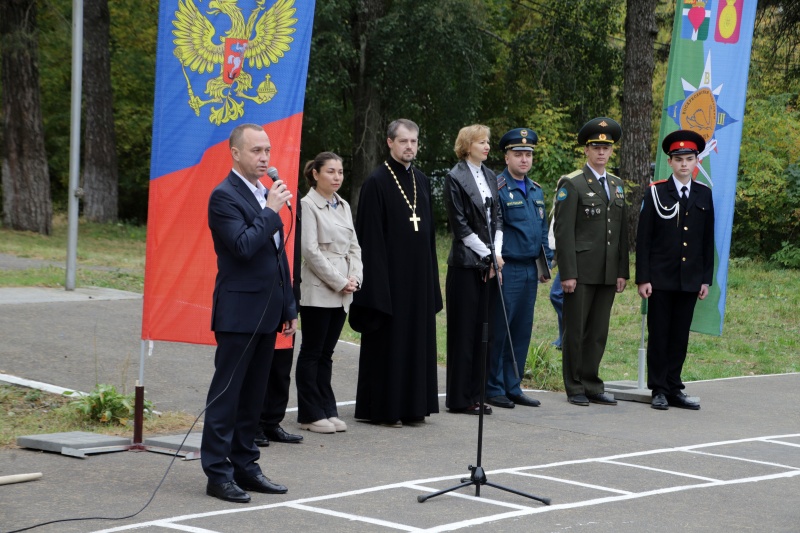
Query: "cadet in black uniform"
636 129 714 411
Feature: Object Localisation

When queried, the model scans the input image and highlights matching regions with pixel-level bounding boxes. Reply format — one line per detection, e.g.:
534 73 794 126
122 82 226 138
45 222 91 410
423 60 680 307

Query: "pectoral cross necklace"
385 161 420 231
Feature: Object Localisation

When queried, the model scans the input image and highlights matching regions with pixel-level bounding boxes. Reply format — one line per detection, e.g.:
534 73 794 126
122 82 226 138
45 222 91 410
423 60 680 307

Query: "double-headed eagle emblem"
172 0 297 125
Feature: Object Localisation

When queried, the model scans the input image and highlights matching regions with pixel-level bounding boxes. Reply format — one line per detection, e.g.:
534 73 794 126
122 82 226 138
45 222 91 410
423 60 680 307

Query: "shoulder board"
497 174 507 190
693 180 710 188
531 180 541 188
608 171 620 180
565 169 583 179
649 179 668 187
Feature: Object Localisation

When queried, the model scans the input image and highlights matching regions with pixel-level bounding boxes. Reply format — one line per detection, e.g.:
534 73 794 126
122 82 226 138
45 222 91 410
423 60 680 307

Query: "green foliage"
771 242 800 268
523 340 563 392
733 94 800 261
64 384 153 426
37 0 157 222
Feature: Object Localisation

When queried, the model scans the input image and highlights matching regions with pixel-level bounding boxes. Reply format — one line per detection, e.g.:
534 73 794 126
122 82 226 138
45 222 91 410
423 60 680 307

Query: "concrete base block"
16 432 131 454
144 433 201 453
605 381 652 403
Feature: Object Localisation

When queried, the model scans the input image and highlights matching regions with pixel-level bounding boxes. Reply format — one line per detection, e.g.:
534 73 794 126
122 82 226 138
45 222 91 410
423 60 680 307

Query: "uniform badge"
617 185 623 194
510 192 514 199
587 192 595 197
539 207 544 219
557 188 568 201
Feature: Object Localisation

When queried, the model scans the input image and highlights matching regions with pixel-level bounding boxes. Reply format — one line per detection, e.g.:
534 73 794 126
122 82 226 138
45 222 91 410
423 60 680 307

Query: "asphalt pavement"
1 286 798 533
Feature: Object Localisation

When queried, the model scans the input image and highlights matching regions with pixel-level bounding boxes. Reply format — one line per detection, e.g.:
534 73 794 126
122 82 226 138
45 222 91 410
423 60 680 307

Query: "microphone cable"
6 203 295 533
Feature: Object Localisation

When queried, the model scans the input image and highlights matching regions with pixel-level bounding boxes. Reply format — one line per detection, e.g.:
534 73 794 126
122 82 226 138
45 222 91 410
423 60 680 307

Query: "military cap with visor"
577 117 622 146
499 128 538 152
661 129 706 156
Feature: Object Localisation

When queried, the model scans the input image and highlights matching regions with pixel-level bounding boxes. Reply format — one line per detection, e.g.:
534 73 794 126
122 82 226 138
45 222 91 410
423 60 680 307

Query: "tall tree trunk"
1 0 52 234
348 0 388 217
82 0 118 222
621 0 657 249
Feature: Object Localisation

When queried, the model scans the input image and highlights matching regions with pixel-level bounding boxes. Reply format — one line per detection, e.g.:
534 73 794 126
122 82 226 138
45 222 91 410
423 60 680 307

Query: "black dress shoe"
507 393 541 407
587 392 617 405
234 473 288 494
666 392 700 410
206 481 250 503
486 395 515 409
567 394 590 406
651 393 669 410
254 427 269 447
264 425 303 443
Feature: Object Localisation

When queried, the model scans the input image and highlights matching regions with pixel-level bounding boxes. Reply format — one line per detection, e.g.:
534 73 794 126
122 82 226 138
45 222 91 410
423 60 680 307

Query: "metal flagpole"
65 0 84 291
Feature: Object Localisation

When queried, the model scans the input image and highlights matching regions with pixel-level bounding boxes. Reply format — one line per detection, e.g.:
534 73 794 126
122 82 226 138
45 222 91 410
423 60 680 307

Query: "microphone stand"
418 196 550 506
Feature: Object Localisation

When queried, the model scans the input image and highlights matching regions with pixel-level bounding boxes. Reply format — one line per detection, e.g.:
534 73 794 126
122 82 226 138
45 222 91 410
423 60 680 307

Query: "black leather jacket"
444 160 503 268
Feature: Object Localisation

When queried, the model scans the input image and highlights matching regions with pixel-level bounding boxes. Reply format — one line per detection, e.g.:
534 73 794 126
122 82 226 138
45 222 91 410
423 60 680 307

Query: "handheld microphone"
266 166 292 209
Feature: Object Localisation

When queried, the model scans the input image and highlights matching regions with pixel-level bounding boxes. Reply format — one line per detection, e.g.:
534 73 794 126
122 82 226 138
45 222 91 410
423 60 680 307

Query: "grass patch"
0 214 145 291
0 385 195 449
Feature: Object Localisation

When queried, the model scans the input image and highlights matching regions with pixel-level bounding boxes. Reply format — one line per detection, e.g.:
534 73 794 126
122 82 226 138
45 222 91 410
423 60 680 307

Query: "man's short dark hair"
387 119 419 140
229 123 264 149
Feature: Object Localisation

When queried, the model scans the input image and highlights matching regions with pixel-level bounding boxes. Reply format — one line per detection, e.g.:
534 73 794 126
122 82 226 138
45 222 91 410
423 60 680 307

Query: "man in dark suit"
636 129 714 411
202 123 297 503
554 117 629 407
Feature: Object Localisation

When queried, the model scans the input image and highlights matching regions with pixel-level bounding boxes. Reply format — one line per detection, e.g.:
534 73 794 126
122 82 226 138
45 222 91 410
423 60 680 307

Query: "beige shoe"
299 419 336 434
328 417 347 432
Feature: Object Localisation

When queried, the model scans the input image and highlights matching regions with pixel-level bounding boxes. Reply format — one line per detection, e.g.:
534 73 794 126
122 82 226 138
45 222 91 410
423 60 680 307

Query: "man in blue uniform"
636 129 714 411
486 128 553 409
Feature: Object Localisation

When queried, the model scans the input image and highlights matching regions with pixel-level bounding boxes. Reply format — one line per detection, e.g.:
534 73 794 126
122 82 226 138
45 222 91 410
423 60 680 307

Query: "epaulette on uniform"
531 180 541 189
649 179 668 187
497 174 507 190
556 169 582 186
693 179 710 188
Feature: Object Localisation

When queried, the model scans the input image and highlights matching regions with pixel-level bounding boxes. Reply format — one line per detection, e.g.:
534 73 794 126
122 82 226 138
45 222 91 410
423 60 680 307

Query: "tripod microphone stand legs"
417 464 551 504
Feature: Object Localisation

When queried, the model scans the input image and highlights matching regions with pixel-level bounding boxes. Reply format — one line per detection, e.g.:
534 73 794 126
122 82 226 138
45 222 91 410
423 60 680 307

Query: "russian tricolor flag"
142 0 315 346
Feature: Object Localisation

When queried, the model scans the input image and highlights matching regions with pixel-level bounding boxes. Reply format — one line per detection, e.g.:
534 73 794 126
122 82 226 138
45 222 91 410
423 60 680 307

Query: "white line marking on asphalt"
405 484 534 510
762 438 800 449
686 449 800 470
513 472 633 495
153 523 222 532
599 459 721 482
89 433 800 533
286 503 420 531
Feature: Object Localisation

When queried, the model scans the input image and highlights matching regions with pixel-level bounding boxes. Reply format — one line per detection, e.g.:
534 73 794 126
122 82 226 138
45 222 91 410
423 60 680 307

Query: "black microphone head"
484 196 493 208
266 167 279 181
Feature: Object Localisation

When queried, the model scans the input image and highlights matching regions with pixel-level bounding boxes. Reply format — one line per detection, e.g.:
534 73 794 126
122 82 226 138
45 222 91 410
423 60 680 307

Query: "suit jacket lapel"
667 177 681 205
228 172 263 213
457 160 486 211
583 165 607 203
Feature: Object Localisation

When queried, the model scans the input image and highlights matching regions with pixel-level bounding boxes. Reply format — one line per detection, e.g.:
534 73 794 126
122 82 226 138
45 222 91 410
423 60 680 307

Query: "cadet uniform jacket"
553 164 629 284
635 178 714 292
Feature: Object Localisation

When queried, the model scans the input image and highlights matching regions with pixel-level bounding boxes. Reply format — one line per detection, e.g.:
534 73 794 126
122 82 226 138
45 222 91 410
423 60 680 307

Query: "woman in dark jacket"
444 124 503 414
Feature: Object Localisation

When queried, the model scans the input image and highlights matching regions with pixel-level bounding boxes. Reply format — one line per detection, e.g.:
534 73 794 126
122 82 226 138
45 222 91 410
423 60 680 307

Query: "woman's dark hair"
303 151 343 189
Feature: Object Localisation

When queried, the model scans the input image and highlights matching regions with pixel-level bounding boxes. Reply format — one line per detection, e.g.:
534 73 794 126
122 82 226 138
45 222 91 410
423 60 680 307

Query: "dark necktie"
680 185 688 211
599 176 609 202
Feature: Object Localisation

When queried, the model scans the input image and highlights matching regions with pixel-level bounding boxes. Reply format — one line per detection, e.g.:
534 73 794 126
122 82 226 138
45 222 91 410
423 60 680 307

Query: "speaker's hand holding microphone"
265 166 293 213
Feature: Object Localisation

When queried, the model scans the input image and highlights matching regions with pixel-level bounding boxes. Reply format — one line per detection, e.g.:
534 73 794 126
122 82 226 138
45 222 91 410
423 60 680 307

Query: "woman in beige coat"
297 152 363 433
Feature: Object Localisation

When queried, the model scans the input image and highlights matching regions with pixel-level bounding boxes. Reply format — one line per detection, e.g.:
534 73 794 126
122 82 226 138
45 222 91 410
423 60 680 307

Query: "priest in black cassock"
349 118 443 428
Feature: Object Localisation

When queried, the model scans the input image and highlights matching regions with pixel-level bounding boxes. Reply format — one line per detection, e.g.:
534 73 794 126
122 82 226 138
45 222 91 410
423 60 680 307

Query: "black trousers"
646 289 698 396
295 306 347 423
259 344 295 429
202 331 276 484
